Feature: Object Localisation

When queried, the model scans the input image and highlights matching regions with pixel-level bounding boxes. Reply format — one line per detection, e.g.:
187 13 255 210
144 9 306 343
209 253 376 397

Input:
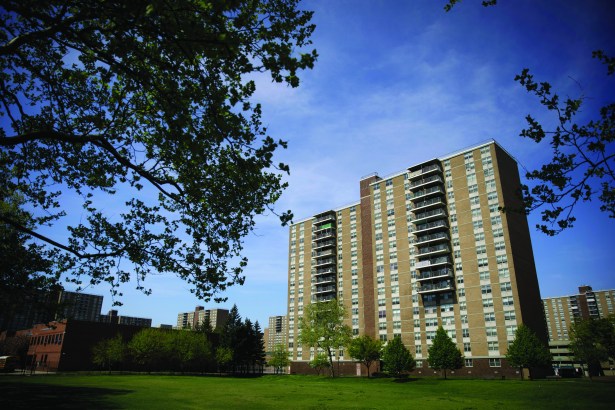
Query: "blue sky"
69 0 615 327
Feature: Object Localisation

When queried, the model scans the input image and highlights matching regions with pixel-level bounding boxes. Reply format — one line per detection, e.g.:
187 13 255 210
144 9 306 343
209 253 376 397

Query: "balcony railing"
315 266 336 275
416 232 449 244
313 285 337 294
312 294 336 302
313 223 334 233
314 257 335 267
417 268 454 281
313 249 335 258
409 175 443 189
411 186 445 200
414 208 447 223
314 214 335 224
313 239 335 250
312 229 335 240
413 197 445 211
418 280 454 294
315 275 336 284
418 244 450 256
414 219 448 232
415 256 451 269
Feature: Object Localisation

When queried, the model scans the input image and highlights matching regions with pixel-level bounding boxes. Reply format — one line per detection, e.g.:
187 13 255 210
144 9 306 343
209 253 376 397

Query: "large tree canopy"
0 0 316 301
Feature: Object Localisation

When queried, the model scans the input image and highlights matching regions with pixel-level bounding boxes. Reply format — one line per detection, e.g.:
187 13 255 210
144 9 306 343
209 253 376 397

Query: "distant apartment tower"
99 310 152 327
543 286 615 341
56 290 103 322
287 140 546 377
265 315 288 353
176 306 229 330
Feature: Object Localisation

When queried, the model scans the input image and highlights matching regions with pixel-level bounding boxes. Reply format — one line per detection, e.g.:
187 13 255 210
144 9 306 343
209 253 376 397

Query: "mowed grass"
1 374 613 409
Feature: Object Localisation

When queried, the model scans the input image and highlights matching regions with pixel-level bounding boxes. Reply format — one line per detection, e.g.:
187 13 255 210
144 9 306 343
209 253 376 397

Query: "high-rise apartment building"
176 306 229 330
287 140 546 377
543 285 615 373
264 315 288 354
56 290 104 322
543 286 615 342
99 309 152 327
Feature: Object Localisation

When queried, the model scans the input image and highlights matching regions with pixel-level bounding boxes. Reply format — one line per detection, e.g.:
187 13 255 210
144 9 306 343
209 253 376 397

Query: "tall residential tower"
287 140 546 377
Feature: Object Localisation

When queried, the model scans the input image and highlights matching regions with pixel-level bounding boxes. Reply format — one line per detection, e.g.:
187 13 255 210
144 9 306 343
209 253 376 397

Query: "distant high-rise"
176 306 229 330
264 315 288 354
287 140 547 377
99 309 152 327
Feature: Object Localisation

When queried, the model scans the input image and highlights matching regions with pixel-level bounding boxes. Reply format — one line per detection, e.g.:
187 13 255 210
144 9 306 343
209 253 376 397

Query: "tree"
427 326 463 379
570 317 613 379
381 336 415 378
0 0 317 303
309 353 330 376
506 324 552 380
128 328 167 372
166 330 211 373
268 343 290 374
298 300 352 377
215 346 233 374
445 1 614 236
347 335 383 378
92 334 126 372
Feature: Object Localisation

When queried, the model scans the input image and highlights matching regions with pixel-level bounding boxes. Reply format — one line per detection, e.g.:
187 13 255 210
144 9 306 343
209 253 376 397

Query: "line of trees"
91 304 265 374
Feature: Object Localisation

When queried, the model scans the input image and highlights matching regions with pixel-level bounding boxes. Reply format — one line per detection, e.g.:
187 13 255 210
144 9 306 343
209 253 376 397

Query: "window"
415 344 422 354
488 341 499 351
473 220 483 229
486 327 497 337
504 311 516 321
468 184 479 194
379 310 386 319
464 342 471 352
456 275 464 284
465 358 473 367
479 271 490 281
496 255 508 265
484 312 496 322
502 296 514 306
462 328 470 338
478 258 488 268
458 288 465 297
481 285 492 294
386 179 393 186
387 209 395 217
482 298 494 308
476 245 486 255
471 208 481 218
489 358 501 367
500 282 512 292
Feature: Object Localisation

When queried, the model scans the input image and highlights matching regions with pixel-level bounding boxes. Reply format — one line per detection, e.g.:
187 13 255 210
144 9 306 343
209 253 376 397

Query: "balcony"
313 239 335 250
418 243 450 256
413 208 447 224
413 197 445 211
315 275 336 284
409 175 443 190
313 285 337 294
314 257 335 267
417 280 454 294
408 164 442 180
414 219 448 233
313 223 334 233
416 232 449 244
313 249 335 258
314 214 335 224
312 229 335 241
411 186 445 200
415 256 451 269
416 267 454 281
313 294 336 302
315 266 335 275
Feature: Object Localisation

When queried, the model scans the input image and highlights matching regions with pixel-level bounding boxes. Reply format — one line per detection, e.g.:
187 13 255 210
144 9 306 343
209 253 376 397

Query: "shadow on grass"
392 377 419 383
0 381 133 409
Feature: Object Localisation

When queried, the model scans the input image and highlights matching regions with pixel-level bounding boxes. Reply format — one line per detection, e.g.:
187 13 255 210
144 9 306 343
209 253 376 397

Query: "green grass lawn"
1 374 613 409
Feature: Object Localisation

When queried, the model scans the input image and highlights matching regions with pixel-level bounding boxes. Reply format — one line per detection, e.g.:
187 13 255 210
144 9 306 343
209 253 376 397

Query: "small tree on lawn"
268 344 290 374
309 353 331 376
299 299 352 377
381 336 415 378
570 318 611 379
428 326 463 379
506 324 552 380
348 335 383 377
